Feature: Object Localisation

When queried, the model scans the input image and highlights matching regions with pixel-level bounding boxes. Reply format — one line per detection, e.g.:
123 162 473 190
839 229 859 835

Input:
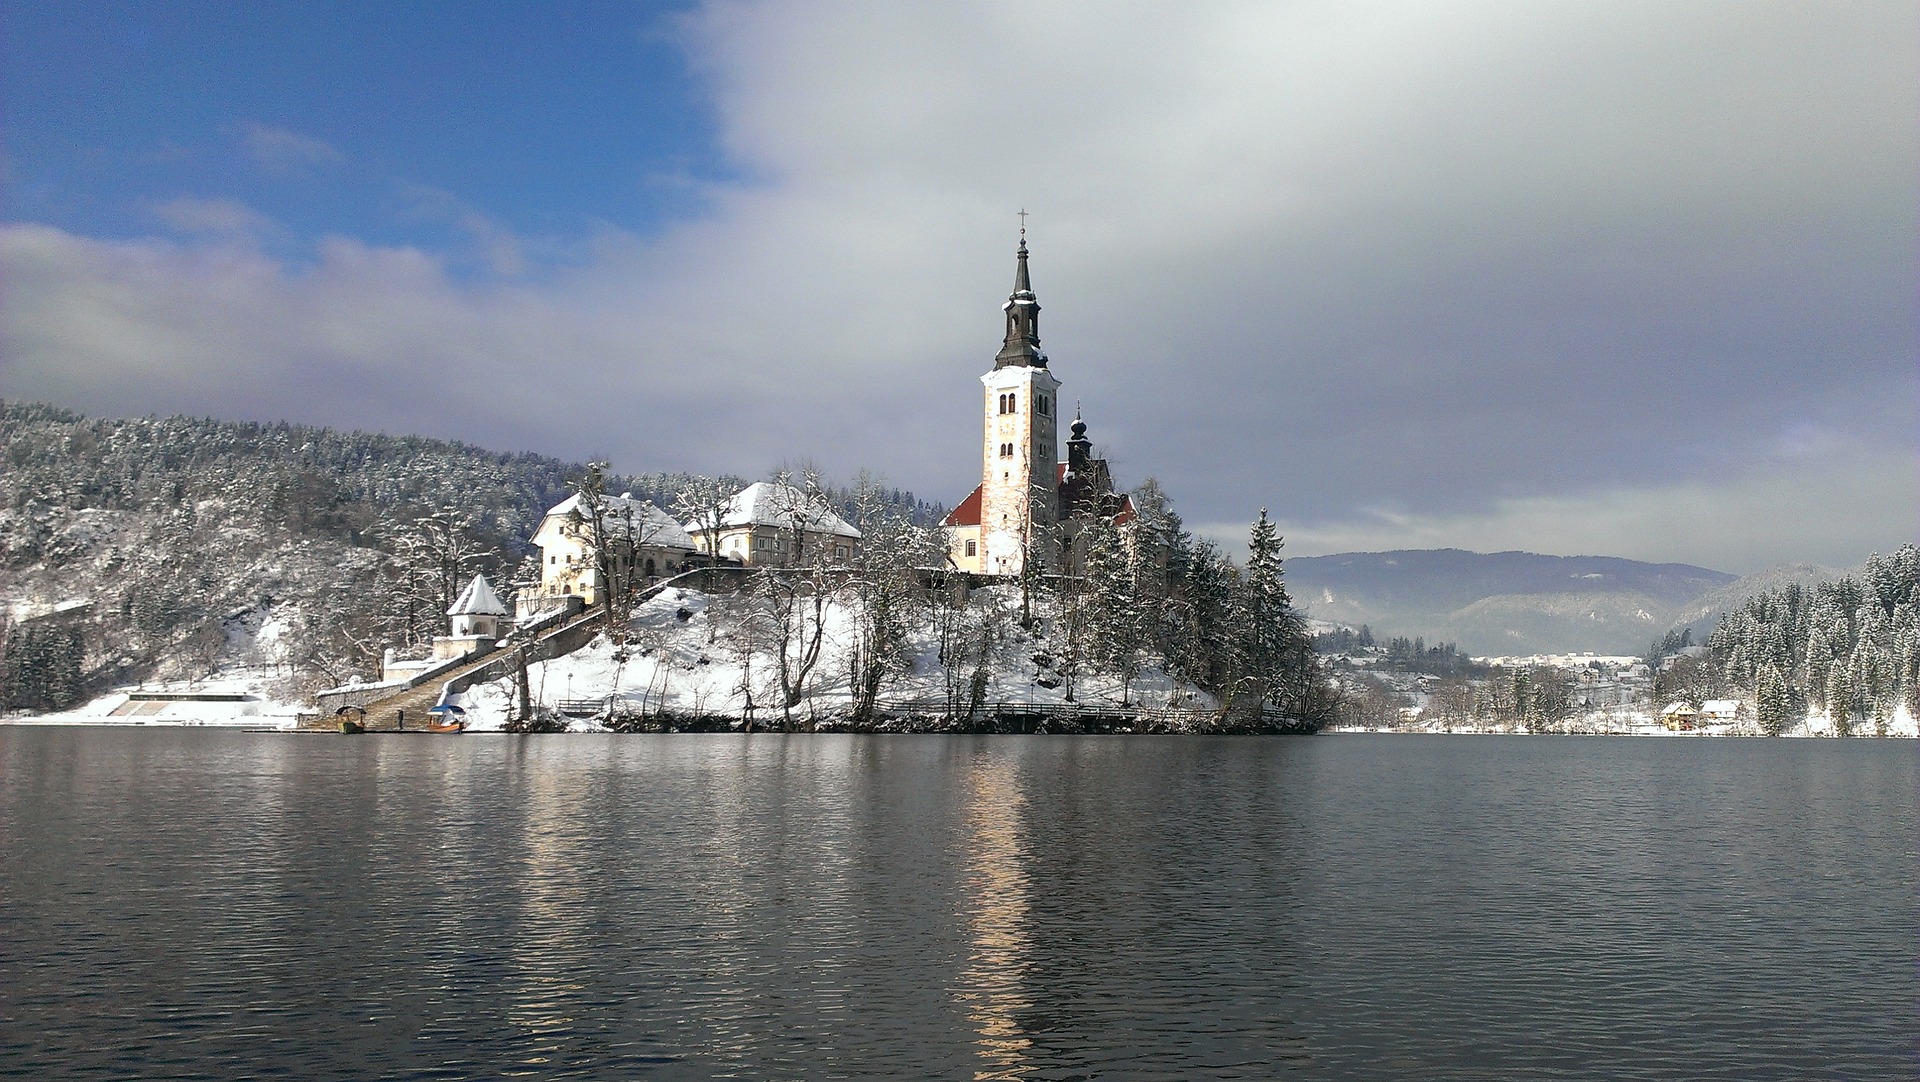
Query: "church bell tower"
976 232 1062 576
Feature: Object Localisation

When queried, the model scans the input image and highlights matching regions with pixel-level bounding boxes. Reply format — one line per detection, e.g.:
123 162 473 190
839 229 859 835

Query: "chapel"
942 233 1133 576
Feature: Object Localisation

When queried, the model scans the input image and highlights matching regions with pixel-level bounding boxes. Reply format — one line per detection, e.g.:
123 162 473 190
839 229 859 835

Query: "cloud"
145 196 279 242
392 184 530 277
1217 436 1916 574
241 121 344 173
2 2 1914 573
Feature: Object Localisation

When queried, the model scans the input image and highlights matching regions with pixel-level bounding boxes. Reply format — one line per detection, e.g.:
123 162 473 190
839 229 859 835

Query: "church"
943 234 1134 576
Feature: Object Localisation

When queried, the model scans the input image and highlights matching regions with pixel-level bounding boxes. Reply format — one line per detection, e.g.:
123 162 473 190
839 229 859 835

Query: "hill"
1666 563 1854 641
0 401 936 710
1286 549 1737 656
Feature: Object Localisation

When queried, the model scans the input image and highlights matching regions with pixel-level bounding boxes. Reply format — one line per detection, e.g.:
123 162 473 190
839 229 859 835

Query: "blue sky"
2 1 1914 573
5 2 724 255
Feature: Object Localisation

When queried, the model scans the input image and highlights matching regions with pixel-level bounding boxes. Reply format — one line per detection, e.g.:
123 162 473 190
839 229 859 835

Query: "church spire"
995 220 1045 369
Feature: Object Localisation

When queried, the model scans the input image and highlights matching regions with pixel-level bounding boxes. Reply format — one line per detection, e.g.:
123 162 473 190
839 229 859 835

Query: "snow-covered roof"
691 482 862 539
541 493 695 551
448 573 507 617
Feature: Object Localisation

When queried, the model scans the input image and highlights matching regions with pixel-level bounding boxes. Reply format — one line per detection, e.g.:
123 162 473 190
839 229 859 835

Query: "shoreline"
5 715 1915 738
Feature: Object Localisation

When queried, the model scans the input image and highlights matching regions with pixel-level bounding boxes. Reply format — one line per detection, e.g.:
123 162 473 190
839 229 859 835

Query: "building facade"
529 492 695 606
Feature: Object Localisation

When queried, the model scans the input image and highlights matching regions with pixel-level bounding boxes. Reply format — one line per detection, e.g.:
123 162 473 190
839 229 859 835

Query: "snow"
541 492 694 550
695 482 862 539
1331 700 1917 738
5 602 315 727
457 585 1210 731
447 573 507 616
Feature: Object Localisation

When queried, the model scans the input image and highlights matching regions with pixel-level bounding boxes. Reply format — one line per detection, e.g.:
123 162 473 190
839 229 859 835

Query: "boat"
335 706 367 734
426 702 467 733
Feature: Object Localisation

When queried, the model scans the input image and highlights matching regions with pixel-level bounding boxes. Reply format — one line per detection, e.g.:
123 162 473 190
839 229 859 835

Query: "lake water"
2 729 1914 1080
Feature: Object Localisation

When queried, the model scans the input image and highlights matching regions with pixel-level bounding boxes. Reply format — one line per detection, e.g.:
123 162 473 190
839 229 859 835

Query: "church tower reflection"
955 755 1036 1079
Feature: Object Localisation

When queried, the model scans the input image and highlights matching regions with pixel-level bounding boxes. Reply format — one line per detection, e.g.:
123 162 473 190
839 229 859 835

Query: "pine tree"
1226 509 1328 731
1755 663 1789 736
1082 520 1145 705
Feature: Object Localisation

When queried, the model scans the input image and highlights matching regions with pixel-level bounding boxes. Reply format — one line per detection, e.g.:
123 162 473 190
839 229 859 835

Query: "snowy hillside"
1287 549 1737 655
457 584 1217 732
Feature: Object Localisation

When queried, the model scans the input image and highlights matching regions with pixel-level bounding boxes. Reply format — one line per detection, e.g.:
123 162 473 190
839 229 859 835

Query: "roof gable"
942 484 984 527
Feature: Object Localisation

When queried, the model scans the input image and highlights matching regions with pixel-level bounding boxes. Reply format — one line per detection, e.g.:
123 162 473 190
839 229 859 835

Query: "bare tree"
375 504 488 650
672 474 734 583
845 471 938 726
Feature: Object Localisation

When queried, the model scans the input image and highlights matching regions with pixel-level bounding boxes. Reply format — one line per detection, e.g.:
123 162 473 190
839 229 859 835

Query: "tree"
1755 663 1790 736
376 504 489 650
672 474 734 583
561 462 629 639
844 471 937 726
1081 519 1146 705
756 468 841 729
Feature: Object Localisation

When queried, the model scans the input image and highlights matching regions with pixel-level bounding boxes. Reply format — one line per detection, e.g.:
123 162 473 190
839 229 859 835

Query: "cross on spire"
1017 208 1028 240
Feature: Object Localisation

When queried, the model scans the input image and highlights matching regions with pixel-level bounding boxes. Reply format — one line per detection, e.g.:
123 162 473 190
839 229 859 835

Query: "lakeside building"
683 481 862 567
529 492 695 606
943 236 1133 576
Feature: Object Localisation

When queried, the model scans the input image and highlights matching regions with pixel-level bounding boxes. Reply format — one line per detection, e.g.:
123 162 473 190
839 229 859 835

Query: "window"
1037 394 1050 416
964 540 976 557
1008 392 1017 413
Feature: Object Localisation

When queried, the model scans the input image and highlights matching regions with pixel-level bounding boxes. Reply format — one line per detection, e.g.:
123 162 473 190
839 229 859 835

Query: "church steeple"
995 234 1046 369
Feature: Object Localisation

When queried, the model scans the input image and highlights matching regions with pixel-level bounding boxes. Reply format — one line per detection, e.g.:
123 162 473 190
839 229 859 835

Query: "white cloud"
241 121 344 173
146 197 278 241
2 2 1913 573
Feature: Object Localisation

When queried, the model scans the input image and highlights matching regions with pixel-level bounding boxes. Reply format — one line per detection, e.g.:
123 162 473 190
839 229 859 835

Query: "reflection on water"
2 730 1915 1081
500 748 590 1070
956 753 1034 1079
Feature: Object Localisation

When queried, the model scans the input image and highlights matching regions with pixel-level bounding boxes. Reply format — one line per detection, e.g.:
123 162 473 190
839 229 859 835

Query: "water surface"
3 730 1914 1079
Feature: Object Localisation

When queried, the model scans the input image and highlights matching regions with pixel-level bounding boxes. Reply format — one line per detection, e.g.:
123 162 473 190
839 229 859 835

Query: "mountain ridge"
1286 548 1742 656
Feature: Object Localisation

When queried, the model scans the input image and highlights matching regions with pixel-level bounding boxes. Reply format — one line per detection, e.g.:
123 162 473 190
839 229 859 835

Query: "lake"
2 729 1914 1080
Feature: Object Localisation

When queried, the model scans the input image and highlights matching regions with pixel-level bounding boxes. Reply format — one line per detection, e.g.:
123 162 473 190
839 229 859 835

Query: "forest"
1652 546 1920 736
0 401 933 711
0 401 1331 732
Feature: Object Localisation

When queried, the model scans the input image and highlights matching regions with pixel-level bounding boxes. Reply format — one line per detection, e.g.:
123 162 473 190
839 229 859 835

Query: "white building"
684 481 861 567
530 492 695 607
435 572 507 659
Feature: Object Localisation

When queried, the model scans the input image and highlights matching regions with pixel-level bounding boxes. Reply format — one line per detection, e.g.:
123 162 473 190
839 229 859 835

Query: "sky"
1 0 1913 575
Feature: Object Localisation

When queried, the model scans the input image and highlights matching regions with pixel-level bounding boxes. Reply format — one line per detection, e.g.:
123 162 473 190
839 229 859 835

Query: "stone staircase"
317 569 728 732
347 650 514 731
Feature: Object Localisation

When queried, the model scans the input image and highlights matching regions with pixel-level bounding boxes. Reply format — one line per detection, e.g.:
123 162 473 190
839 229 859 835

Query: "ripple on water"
1 731 1914 1080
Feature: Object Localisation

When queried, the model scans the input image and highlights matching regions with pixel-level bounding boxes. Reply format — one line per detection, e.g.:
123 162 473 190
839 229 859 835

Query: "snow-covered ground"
1331 704 1917 738
7 605 314 728
456 585 1213 731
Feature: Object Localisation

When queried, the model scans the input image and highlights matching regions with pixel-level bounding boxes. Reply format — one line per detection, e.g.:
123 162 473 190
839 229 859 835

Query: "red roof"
941 484 984 527
943 478 1133 528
